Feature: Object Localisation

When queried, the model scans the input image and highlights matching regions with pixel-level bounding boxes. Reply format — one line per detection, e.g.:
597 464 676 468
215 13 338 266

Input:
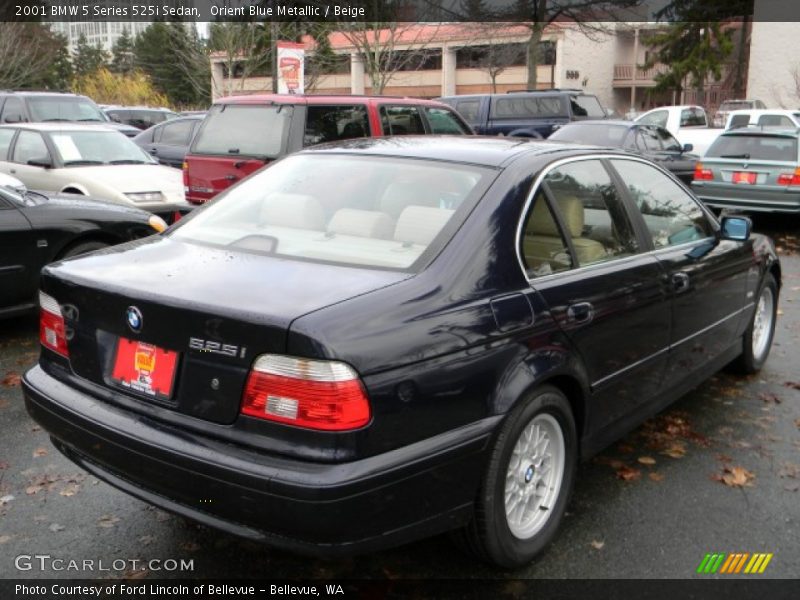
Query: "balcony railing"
613 63 668 84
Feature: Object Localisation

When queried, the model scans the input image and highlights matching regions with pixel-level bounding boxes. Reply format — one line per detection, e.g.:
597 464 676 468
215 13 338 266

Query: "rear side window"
680 108 706 127
728 114 750 129
12 130 49 164
569 95 606 119
455 100 480 123
0 129 15 159
159 119 195 145
491 96 565 119
706 135 798 161
423 107 471 134
192 104 292 158
1 98 25 123
381 106 425 135
304 105 369 146
611 159 713 249
757 114 794 127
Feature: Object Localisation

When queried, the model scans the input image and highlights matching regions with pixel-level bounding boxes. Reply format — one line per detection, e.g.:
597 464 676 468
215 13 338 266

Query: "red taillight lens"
241 355 370 431
777 168 800 186
693 162 714 181
172 210 183 223
39 291 69 358
182 161 189 191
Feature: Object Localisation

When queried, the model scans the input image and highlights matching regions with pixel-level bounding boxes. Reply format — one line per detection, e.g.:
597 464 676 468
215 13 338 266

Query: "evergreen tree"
110 28 135 75
73 34 108 77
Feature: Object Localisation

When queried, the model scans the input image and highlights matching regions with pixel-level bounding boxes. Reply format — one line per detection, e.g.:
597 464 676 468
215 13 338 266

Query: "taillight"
241 355 370 431
182 161 189 192
39 291 69 358
777 167 800 186
693 162 714 181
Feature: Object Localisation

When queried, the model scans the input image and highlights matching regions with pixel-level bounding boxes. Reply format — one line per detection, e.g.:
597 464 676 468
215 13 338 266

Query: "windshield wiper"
78 118 103 122
42 118 69 122
63 159 104 166
720 153 750 159
109 159 148 165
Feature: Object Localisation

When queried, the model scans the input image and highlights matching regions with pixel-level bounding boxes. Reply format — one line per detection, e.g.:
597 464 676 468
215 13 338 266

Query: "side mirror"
27 157 52 169
720 216 751 241
682 143 694 153
3 114 22 124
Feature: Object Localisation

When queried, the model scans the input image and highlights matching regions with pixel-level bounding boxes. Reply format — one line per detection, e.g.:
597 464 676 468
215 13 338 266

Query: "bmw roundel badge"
126 306 143 333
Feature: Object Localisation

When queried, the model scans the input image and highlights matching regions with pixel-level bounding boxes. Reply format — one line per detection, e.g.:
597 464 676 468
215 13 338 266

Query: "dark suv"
0 91 139 137
439 89 608 139
105 106 179 131
184 94 473 204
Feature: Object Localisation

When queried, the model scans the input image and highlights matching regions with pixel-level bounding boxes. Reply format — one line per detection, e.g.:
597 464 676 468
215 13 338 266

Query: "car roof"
299 135 615 168
0 90 87 98
215 94 451 107
439 90 594 101
0 123 119 132
559 120 637 128
104 106 175 111
728 109 800 117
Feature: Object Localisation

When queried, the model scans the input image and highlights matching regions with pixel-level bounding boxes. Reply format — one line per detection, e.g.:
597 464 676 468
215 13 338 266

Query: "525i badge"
188 337 247 358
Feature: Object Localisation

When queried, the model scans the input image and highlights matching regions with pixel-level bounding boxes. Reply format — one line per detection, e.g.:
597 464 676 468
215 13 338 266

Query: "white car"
725 109 800 130
0 123 190 222
635 105 722 156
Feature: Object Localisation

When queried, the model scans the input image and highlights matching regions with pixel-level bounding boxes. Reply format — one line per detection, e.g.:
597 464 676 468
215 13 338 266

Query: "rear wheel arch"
54 233 119 260
60 185 89 195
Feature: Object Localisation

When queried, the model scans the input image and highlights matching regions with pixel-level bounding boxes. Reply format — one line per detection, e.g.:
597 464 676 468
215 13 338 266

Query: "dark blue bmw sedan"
23 137 780 567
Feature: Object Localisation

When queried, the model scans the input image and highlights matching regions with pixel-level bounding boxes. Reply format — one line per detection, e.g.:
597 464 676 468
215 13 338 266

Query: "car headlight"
125 191 164 203
148 215 168 233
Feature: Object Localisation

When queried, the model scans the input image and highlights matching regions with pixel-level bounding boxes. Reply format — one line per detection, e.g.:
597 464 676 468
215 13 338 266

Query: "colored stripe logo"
697 553 773 574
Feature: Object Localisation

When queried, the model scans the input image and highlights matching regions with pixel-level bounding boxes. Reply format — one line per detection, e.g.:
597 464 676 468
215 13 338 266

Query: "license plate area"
109 337 179 402
733 171 756 184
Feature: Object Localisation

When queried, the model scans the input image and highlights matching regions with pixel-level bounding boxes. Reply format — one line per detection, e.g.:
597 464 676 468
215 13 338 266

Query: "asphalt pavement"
1 219 798 580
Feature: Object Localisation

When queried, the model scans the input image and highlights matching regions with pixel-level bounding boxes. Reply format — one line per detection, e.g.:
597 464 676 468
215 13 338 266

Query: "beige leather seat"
327 209 394 240
260 193 326 231
394 206 454 246
523 195 607 269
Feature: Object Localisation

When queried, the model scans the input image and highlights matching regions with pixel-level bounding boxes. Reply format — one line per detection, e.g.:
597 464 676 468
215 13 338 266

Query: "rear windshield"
191 104 291 158
27 97 108 122
549 123 628 146
171 154 493 271
490 95 566 119
706 135 798 161
569 95 606 119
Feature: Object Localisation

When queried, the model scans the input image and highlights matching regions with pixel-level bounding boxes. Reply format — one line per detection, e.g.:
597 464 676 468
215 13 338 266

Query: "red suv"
183 94 473 204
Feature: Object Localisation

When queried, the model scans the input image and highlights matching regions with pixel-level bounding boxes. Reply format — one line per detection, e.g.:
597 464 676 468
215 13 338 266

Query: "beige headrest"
394 205 454 246
328 209 394 240
527 195 584 238
260 193 326 231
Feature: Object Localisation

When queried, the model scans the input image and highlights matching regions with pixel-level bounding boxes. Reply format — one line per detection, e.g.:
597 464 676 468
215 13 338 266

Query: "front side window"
521 159 639 276
636 127 663 152
171 154 492 271
304 105 369 146
159 119 195 145
455 100 481 123
380 106 425 135
423 107 471 134
27 97 106 122
192 104 292 158
0 129 15 160
12 130 49 164
611 159 713 249
1 98 25 123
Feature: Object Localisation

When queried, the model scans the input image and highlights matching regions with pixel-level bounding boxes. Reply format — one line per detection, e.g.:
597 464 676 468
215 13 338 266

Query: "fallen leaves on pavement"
660 441 688 458
590 540 605 550
97 514 121 528
32 447 48 458
1 372 21 386
637 456 656 465
648 472 665 482
758 392 782 404
712 465 755 488
784 381 800 391
615 465 641 481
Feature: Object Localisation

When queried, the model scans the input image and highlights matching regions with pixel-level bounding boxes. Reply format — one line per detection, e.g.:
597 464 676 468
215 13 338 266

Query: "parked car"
0 123 190 223
0 173 166 319
726 109 800 130
0 91 140 137
692 127 800 213
23 136 780 568
714 99 767 127
105 106 179 131
184 94 473 204
548 120 699 183
635 105 721 156
134 115 205 169
438 89 608 139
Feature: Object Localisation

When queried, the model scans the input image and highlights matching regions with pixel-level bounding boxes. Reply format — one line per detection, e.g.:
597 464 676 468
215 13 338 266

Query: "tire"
59 241 108 259
732 273 778 374
460 385 577 568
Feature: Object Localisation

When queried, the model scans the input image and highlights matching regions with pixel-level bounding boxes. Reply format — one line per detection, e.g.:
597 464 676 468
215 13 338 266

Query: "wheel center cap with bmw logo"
126 306 143 333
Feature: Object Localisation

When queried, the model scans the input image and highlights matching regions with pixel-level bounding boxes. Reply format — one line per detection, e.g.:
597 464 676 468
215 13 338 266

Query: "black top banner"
0 0 790 23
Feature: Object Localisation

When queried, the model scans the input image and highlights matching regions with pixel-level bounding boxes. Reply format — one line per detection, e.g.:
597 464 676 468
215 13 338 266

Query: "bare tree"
0 24 57 89
337 22 442 95
208 23 271 97
462 23 528 92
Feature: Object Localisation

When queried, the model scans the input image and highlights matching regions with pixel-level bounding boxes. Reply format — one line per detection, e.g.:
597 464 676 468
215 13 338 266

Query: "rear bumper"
693 184 800 213
22 365 495 556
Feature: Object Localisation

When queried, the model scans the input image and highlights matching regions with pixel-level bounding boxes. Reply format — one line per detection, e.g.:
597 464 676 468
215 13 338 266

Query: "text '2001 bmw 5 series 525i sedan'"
22 137 780 568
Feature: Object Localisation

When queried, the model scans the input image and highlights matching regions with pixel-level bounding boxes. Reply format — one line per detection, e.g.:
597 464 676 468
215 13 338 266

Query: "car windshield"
549 124 628 146
191 104 291 158
706 135 798 161
171 154 492 271
49 130 156 166
27 97 108 122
